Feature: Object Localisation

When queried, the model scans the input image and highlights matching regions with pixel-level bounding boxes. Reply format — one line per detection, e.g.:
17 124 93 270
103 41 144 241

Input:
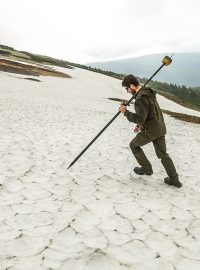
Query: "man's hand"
119 102 127 114
133 125 140 133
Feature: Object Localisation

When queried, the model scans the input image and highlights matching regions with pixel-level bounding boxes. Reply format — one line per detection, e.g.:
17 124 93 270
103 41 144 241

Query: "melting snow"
0 67 200 269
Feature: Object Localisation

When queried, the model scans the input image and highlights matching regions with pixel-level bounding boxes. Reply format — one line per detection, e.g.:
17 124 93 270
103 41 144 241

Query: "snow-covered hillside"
0 67 200 270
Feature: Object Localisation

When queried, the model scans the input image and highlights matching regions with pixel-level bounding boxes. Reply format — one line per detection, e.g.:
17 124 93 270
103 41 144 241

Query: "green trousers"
130 131 178 179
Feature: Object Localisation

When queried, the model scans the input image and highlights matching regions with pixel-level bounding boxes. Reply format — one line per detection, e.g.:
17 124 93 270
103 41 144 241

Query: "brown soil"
162 110 200 124
108 98 200 124
0 58 71 78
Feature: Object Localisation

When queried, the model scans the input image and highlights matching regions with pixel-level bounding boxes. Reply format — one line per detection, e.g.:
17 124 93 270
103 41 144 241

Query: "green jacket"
124 87 166 138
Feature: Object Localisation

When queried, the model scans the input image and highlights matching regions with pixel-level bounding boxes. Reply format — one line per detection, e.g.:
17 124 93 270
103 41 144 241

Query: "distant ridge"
87 53 200 87
1 44 200 110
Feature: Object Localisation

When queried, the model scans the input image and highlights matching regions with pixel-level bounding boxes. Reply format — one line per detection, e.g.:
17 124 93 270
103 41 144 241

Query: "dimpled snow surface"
0 66 200 270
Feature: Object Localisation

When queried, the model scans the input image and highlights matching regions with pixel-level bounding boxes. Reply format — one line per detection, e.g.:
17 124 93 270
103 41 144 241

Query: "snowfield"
0 66 200 270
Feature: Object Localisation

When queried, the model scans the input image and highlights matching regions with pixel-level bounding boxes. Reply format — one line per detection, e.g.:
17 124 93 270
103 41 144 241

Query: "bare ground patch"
162 110 200 124
24 77 41 82
108 98 200 124
0 58 71 78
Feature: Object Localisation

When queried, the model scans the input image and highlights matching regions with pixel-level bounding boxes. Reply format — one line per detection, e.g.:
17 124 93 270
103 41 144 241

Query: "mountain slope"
88 52 200 87
1 44 200 109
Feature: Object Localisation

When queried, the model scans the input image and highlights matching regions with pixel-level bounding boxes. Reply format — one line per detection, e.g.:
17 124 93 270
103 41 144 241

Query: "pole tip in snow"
67 164 71 170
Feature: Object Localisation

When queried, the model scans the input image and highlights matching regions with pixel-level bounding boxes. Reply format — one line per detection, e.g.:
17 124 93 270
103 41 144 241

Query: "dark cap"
122 74 139 87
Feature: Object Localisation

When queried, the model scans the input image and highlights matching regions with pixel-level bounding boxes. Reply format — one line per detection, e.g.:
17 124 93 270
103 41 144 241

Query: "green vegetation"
154 90 200 112
81 67 200 111
63 63 200 111
0 45 72 69
0 50 12 56
146 80 200 110
1 43 200 111
68 63 125 79
0 44 13 50
20 52 73 69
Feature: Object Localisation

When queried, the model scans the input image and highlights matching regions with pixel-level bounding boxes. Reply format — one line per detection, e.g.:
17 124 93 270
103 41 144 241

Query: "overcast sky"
1 0 200 63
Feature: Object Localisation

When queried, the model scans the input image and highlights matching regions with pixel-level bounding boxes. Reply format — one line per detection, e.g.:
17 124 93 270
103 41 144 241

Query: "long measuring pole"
67 55 173 170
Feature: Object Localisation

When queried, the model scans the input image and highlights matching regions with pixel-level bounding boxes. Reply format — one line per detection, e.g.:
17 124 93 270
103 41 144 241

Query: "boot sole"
134 171 153 176
164 178 182 188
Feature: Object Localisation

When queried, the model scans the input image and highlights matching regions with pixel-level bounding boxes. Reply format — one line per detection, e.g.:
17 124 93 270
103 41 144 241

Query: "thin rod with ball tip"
67 55 173 170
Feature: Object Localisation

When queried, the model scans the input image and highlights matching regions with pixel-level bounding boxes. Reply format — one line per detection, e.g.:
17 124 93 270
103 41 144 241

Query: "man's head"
122 74 140 94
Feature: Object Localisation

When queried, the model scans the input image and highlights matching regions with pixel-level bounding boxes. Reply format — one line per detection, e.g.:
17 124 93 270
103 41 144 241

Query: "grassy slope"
156 90 200 112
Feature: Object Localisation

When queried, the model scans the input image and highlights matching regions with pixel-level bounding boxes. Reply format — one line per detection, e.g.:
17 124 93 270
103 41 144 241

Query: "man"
119 74 182 188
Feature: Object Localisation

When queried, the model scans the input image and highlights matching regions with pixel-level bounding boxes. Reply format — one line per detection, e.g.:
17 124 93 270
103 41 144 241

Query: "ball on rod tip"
162 55 172 66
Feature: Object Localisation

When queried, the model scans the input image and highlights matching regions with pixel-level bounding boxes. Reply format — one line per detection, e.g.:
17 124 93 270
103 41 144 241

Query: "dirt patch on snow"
0 58 71 78
108 98 200 124
162 110 200 124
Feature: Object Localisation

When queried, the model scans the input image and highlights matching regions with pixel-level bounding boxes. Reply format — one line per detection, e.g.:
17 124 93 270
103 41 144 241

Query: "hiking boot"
134 167 153 176
164 177 182 188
